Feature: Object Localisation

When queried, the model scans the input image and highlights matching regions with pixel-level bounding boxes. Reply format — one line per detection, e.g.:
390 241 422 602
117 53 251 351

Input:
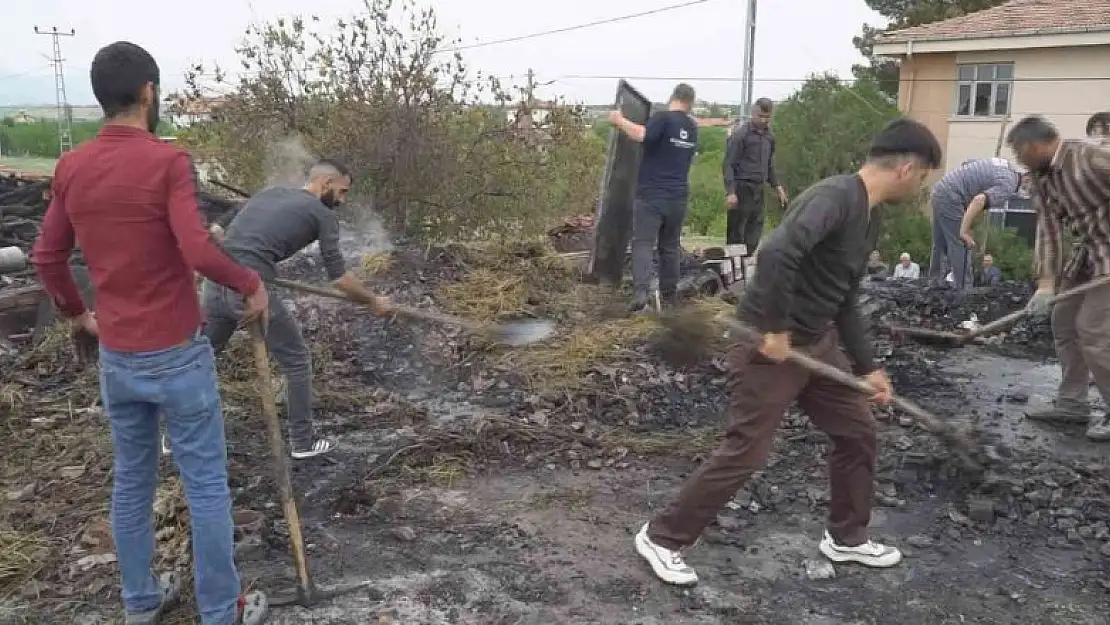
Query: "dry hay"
369 417 600 486
152 478 192 571
507 315 656 390
437 269 527 320
0 528 51 598
356 250 393 279
600 427 721 458
435 240 580 322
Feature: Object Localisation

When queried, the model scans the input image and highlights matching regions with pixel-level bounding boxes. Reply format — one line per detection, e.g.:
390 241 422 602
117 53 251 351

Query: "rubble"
862 279 1054 356
1 236 1108 623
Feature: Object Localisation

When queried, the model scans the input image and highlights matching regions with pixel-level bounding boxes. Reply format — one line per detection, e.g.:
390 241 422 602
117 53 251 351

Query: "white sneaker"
818 531 902 568
291 438 334 459
634 522 698 586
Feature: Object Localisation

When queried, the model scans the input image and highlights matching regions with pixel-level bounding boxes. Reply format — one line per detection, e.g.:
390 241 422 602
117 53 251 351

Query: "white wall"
945 45 1110 171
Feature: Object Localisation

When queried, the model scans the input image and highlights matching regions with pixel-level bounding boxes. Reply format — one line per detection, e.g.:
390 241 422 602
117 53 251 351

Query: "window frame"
953 62 1014 119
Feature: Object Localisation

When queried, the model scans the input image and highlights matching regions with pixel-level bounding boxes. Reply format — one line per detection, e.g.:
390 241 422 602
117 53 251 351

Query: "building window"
955 63 1013 117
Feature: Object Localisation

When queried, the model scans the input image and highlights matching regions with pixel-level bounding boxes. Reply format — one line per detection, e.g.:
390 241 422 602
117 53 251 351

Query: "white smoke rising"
264 135 393 257
264 135 316 188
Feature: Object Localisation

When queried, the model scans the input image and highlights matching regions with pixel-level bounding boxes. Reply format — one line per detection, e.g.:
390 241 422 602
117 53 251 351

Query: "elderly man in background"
892 253 920 280
1087 112 1110 138
723 98 789 253
929 157 1022 290
865 250 888 277
977 254 1002 286
1010 116 1110 441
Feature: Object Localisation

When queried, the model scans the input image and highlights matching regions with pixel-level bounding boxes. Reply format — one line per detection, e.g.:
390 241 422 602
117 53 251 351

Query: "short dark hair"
90 42 160 119
670 83 696 105
310 158 352 181
754 98 773 113
1086 112 1110 136
866 117 942 169
1006 116 1059 147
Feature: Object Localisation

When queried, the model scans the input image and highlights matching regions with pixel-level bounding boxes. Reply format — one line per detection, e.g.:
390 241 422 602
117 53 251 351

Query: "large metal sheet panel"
586 80 652 285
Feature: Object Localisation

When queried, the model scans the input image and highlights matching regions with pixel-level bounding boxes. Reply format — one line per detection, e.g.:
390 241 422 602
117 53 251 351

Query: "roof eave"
876 24 1110 46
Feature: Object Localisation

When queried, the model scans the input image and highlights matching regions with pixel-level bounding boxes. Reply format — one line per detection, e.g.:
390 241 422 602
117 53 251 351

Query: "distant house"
507 98 557 130
10 110 37 124
170 96 226 127
873 0 1110 173
695 117 733 129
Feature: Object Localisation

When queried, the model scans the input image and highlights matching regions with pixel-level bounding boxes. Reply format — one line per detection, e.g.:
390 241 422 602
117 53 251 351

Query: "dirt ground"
2 239 1109 625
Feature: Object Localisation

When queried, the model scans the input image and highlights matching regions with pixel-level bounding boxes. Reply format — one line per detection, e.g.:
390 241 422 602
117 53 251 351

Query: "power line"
444 0 713 52
558 74 1110 83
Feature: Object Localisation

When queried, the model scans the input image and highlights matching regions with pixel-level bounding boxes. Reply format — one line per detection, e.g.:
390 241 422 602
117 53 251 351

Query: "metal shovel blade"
489 319 556 346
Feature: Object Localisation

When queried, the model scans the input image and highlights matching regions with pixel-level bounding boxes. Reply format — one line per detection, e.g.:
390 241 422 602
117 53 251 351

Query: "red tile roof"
877 0 1110 43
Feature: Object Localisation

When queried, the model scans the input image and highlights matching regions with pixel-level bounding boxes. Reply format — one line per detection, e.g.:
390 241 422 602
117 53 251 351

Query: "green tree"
176 0 602 243
771 74 899 197
853 0 1010 98
685 75 899 238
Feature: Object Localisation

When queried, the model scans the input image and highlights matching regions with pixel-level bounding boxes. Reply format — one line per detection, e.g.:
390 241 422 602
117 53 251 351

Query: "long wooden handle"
722 317 952 434
270 277 482 332
963 274 1110 342
248 321 315 598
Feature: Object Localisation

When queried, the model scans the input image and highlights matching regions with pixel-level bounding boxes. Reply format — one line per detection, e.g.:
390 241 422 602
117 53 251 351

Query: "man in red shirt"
33 41 268 625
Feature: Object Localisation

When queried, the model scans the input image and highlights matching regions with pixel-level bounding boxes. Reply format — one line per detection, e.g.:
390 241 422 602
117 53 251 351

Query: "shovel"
270 277 555 346
246 321 374 607
719 317 987 470
889 275 1110 347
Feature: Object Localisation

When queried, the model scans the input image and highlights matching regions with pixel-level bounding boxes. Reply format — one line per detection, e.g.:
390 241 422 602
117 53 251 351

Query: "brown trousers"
649 330 877 550
1051 281 1110 408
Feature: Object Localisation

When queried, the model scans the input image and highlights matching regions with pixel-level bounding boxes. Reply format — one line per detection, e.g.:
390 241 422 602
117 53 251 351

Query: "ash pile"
1 173 243 255
0 174 50 253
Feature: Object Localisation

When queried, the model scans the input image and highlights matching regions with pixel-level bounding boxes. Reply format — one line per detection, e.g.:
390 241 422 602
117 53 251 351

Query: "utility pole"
739 0 757 121
34 26 76 155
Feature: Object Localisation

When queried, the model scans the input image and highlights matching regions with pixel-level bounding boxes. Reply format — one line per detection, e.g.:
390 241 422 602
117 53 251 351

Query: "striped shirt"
932 157 1021 210
1033 139 1110 282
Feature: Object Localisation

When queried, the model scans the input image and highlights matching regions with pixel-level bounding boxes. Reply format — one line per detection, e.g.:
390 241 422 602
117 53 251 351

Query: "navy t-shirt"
636 110 699 199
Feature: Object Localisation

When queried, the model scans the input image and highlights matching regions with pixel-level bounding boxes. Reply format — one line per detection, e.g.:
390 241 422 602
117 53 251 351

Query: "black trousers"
726 183 764 252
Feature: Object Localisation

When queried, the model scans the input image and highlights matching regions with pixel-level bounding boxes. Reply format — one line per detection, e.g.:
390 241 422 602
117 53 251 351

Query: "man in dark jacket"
722 98 789 252
609 83 699 312
634 118 942 587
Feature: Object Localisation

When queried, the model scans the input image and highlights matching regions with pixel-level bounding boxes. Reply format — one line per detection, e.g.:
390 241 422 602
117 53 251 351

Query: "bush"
176 0 603 244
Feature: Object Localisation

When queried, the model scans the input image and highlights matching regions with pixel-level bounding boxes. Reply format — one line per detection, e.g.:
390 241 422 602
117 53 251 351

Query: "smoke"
264 135 317 188
263 135 393 257
340 205 393 258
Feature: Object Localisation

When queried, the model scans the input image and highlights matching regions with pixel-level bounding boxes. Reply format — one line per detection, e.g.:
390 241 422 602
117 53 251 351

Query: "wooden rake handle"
247 321 316 599
962 274 1110 342
721 317 956 437
269 277 484 333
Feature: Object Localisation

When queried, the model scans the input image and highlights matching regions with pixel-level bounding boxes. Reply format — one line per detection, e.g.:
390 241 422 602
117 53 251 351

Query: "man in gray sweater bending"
203 159 391 459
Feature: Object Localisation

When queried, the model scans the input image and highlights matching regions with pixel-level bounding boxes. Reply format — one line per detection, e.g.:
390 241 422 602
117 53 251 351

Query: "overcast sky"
0 0 885 107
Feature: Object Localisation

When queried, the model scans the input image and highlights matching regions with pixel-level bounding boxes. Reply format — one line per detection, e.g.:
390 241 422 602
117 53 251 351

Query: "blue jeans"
100 335 241 625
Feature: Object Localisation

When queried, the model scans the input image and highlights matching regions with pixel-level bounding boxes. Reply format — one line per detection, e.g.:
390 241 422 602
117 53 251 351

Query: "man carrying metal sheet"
609 83 699 313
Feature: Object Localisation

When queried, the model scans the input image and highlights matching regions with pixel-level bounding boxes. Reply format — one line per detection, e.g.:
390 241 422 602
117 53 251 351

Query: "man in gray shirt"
928 157 1021 290
202 159 391 459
